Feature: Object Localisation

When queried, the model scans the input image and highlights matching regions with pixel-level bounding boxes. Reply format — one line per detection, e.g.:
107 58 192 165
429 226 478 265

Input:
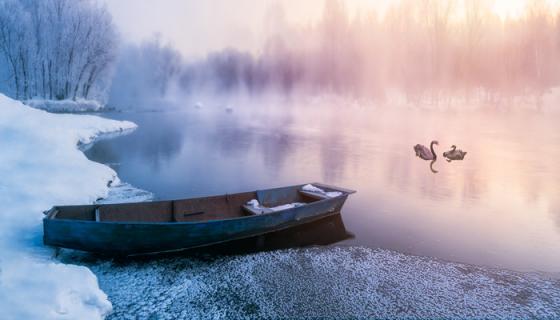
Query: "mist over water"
87 96 560 272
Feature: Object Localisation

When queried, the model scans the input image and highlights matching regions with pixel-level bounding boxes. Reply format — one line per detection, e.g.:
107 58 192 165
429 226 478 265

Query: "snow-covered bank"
95 181 153 205
25 98 106 113
65 246 560 319
0 94 136 319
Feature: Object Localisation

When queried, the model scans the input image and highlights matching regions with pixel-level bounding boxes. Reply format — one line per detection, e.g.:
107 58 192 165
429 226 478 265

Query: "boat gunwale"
43 182 356 226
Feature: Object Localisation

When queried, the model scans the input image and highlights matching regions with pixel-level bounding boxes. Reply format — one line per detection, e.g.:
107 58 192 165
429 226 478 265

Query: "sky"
104 0 558 59
104 0 390 58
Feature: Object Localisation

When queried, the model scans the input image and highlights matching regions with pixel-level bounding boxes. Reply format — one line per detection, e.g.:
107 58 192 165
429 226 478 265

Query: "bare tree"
0 0 116 102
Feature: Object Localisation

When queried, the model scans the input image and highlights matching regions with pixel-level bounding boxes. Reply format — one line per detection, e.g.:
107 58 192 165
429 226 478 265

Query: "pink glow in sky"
105 0 560 58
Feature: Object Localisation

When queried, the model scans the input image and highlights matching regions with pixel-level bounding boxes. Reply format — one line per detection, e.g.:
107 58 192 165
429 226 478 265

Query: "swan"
413 140 438 160
443 145 467 162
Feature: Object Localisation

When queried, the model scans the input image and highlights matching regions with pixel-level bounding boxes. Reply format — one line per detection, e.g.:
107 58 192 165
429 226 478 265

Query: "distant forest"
171 0 560 104
1 0 560 106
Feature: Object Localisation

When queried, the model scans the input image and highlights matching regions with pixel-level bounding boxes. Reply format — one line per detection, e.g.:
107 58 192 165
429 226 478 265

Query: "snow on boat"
43 183 356 255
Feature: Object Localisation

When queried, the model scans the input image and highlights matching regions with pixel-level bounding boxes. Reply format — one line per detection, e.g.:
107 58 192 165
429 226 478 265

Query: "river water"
85 98 560 272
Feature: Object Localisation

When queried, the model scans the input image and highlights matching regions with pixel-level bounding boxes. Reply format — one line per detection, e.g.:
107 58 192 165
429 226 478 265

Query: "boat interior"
46 185 342 223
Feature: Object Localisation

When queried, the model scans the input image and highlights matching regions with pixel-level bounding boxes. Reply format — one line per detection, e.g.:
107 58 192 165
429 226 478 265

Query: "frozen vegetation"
0 94 136 319
0 0 115 102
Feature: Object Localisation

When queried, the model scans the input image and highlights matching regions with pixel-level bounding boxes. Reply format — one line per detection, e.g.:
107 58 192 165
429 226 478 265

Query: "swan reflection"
430 159 438 174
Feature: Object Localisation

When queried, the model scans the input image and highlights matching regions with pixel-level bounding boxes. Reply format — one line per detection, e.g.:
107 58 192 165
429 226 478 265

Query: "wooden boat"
43 183 356 255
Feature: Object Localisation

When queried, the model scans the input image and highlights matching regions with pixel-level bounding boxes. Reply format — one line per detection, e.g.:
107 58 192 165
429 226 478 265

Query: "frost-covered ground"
0 94 137 319
63 247 560 319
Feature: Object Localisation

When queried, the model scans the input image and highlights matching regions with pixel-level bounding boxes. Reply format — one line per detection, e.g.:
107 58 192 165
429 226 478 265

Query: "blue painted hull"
43 191 350 255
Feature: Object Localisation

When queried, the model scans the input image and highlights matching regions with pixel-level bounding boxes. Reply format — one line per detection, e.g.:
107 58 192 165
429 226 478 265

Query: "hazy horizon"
105 0 560 58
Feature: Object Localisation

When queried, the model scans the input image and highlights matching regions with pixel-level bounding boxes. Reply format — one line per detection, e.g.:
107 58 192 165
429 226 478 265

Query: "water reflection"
552 202 560 231
319 132 349 181
87 103 560 272
88 112 186 171
430 160 438 173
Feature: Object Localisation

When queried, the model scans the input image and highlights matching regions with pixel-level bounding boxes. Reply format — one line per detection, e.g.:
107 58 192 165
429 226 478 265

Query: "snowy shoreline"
0 94 139 319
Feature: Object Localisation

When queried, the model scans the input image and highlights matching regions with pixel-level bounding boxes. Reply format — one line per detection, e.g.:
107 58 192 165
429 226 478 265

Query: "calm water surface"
86 100 560 272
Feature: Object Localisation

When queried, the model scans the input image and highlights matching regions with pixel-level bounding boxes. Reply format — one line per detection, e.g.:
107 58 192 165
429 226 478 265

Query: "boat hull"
43 194 349 255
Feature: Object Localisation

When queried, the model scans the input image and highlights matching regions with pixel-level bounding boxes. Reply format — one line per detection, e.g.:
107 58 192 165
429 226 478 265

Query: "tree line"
176 0 560 105
2 0 560 106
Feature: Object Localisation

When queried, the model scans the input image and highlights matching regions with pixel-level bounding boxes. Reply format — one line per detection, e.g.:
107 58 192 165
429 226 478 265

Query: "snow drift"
0 94 136 319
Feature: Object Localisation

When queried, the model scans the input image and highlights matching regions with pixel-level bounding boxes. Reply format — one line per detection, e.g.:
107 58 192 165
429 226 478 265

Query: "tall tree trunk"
19 51 29 99
4 54 21 99
73 61 90 100
83 65 97 99
41 62 46 98
48 60 53 99
64 48 74 99
12 61 20 100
